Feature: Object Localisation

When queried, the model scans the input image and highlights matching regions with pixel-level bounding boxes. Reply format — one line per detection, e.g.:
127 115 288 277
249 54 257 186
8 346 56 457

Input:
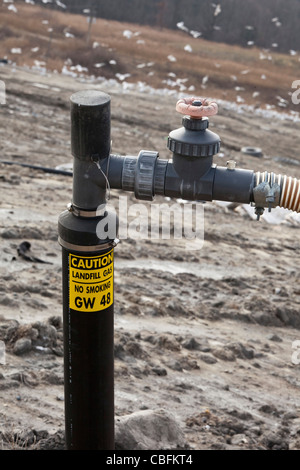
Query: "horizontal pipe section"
212 166 255 204
107 154 255 205
106 154 300 213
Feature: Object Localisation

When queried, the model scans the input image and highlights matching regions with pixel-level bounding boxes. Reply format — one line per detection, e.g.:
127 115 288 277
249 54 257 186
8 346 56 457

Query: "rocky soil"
0 64 300 451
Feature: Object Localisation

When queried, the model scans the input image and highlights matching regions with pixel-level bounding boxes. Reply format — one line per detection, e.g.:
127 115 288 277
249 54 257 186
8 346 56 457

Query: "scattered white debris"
10 48 22 54
202 75 209 87
94 63 105 68
271 17 281 27
61 65 77 77
32 82 50 89
33 59 46 67
56 0 66 8
137 62 154 69
115 73 131 81
31 47 39 53
28 62 47 75
176 22 189 33
213 3 222 16
190 30 202 38
7 4 17 12
109 60 117 65
93 41 100 49
123 30 133 39
259 52 272 61
276 96 288 108
65 32 75 38
70 64 88 73
290 50 297 56
167 55 177 62
162 77 188 92
55 162 73 172
247 41 254 46
241 204 300 226
261 74 267 80
184 44 192 53
176 21 202 39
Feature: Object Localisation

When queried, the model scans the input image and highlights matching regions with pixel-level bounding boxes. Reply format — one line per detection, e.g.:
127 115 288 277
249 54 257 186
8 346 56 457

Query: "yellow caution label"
69 250 113 312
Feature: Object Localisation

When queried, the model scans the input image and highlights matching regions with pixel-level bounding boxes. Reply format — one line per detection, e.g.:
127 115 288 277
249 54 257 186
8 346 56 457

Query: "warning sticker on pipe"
69 250 113 312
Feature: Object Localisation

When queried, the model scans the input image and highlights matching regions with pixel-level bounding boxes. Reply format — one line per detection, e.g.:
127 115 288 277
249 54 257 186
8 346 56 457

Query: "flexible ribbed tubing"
280 175 300 212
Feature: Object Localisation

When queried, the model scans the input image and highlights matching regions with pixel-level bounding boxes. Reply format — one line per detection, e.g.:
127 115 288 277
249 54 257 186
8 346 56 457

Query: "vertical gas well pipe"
58 90 116 450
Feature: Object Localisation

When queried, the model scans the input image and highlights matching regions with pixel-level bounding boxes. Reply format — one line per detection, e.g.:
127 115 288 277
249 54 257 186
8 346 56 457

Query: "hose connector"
253 171 300 219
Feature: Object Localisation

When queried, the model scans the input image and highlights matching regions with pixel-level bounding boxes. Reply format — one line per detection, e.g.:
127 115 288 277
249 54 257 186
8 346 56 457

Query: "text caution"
69 250 113 312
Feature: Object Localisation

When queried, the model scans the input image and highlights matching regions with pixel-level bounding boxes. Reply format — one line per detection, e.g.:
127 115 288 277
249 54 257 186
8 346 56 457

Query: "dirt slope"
0 63 300 450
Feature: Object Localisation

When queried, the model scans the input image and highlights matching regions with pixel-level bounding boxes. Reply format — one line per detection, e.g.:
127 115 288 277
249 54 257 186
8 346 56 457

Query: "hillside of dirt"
0 1 300 450
0 58 299 451
1 1 299 112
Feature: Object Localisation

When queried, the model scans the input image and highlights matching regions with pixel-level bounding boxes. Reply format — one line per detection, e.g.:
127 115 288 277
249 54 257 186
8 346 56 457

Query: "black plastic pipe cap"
70 90 111 161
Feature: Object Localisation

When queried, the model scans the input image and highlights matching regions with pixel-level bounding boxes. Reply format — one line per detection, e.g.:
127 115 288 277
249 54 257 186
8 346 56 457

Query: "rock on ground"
115 409 188 450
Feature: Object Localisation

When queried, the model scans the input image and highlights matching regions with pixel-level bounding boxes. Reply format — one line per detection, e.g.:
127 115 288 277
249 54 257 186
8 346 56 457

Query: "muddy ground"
0 64 300 451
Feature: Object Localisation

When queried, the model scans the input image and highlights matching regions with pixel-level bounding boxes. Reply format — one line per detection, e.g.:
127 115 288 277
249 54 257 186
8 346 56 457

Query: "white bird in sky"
213 3 221 16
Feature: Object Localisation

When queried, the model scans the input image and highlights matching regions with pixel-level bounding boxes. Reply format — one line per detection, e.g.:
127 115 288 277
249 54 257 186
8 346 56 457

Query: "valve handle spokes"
176 97 218 118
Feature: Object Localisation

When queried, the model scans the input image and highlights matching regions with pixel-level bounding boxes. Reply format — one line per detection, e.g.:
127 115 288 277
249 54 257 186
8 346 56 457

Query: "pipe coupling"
253 171 281 211
135 150 158 200
121 150 167 201
253 170 300 218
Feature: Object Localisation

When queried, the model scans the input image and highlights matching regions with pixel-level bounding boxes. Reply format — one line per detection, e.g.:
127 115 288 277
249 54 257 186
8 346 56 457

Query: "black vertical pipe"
58 90 116 450
70 89 111 211
61 244 114 450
